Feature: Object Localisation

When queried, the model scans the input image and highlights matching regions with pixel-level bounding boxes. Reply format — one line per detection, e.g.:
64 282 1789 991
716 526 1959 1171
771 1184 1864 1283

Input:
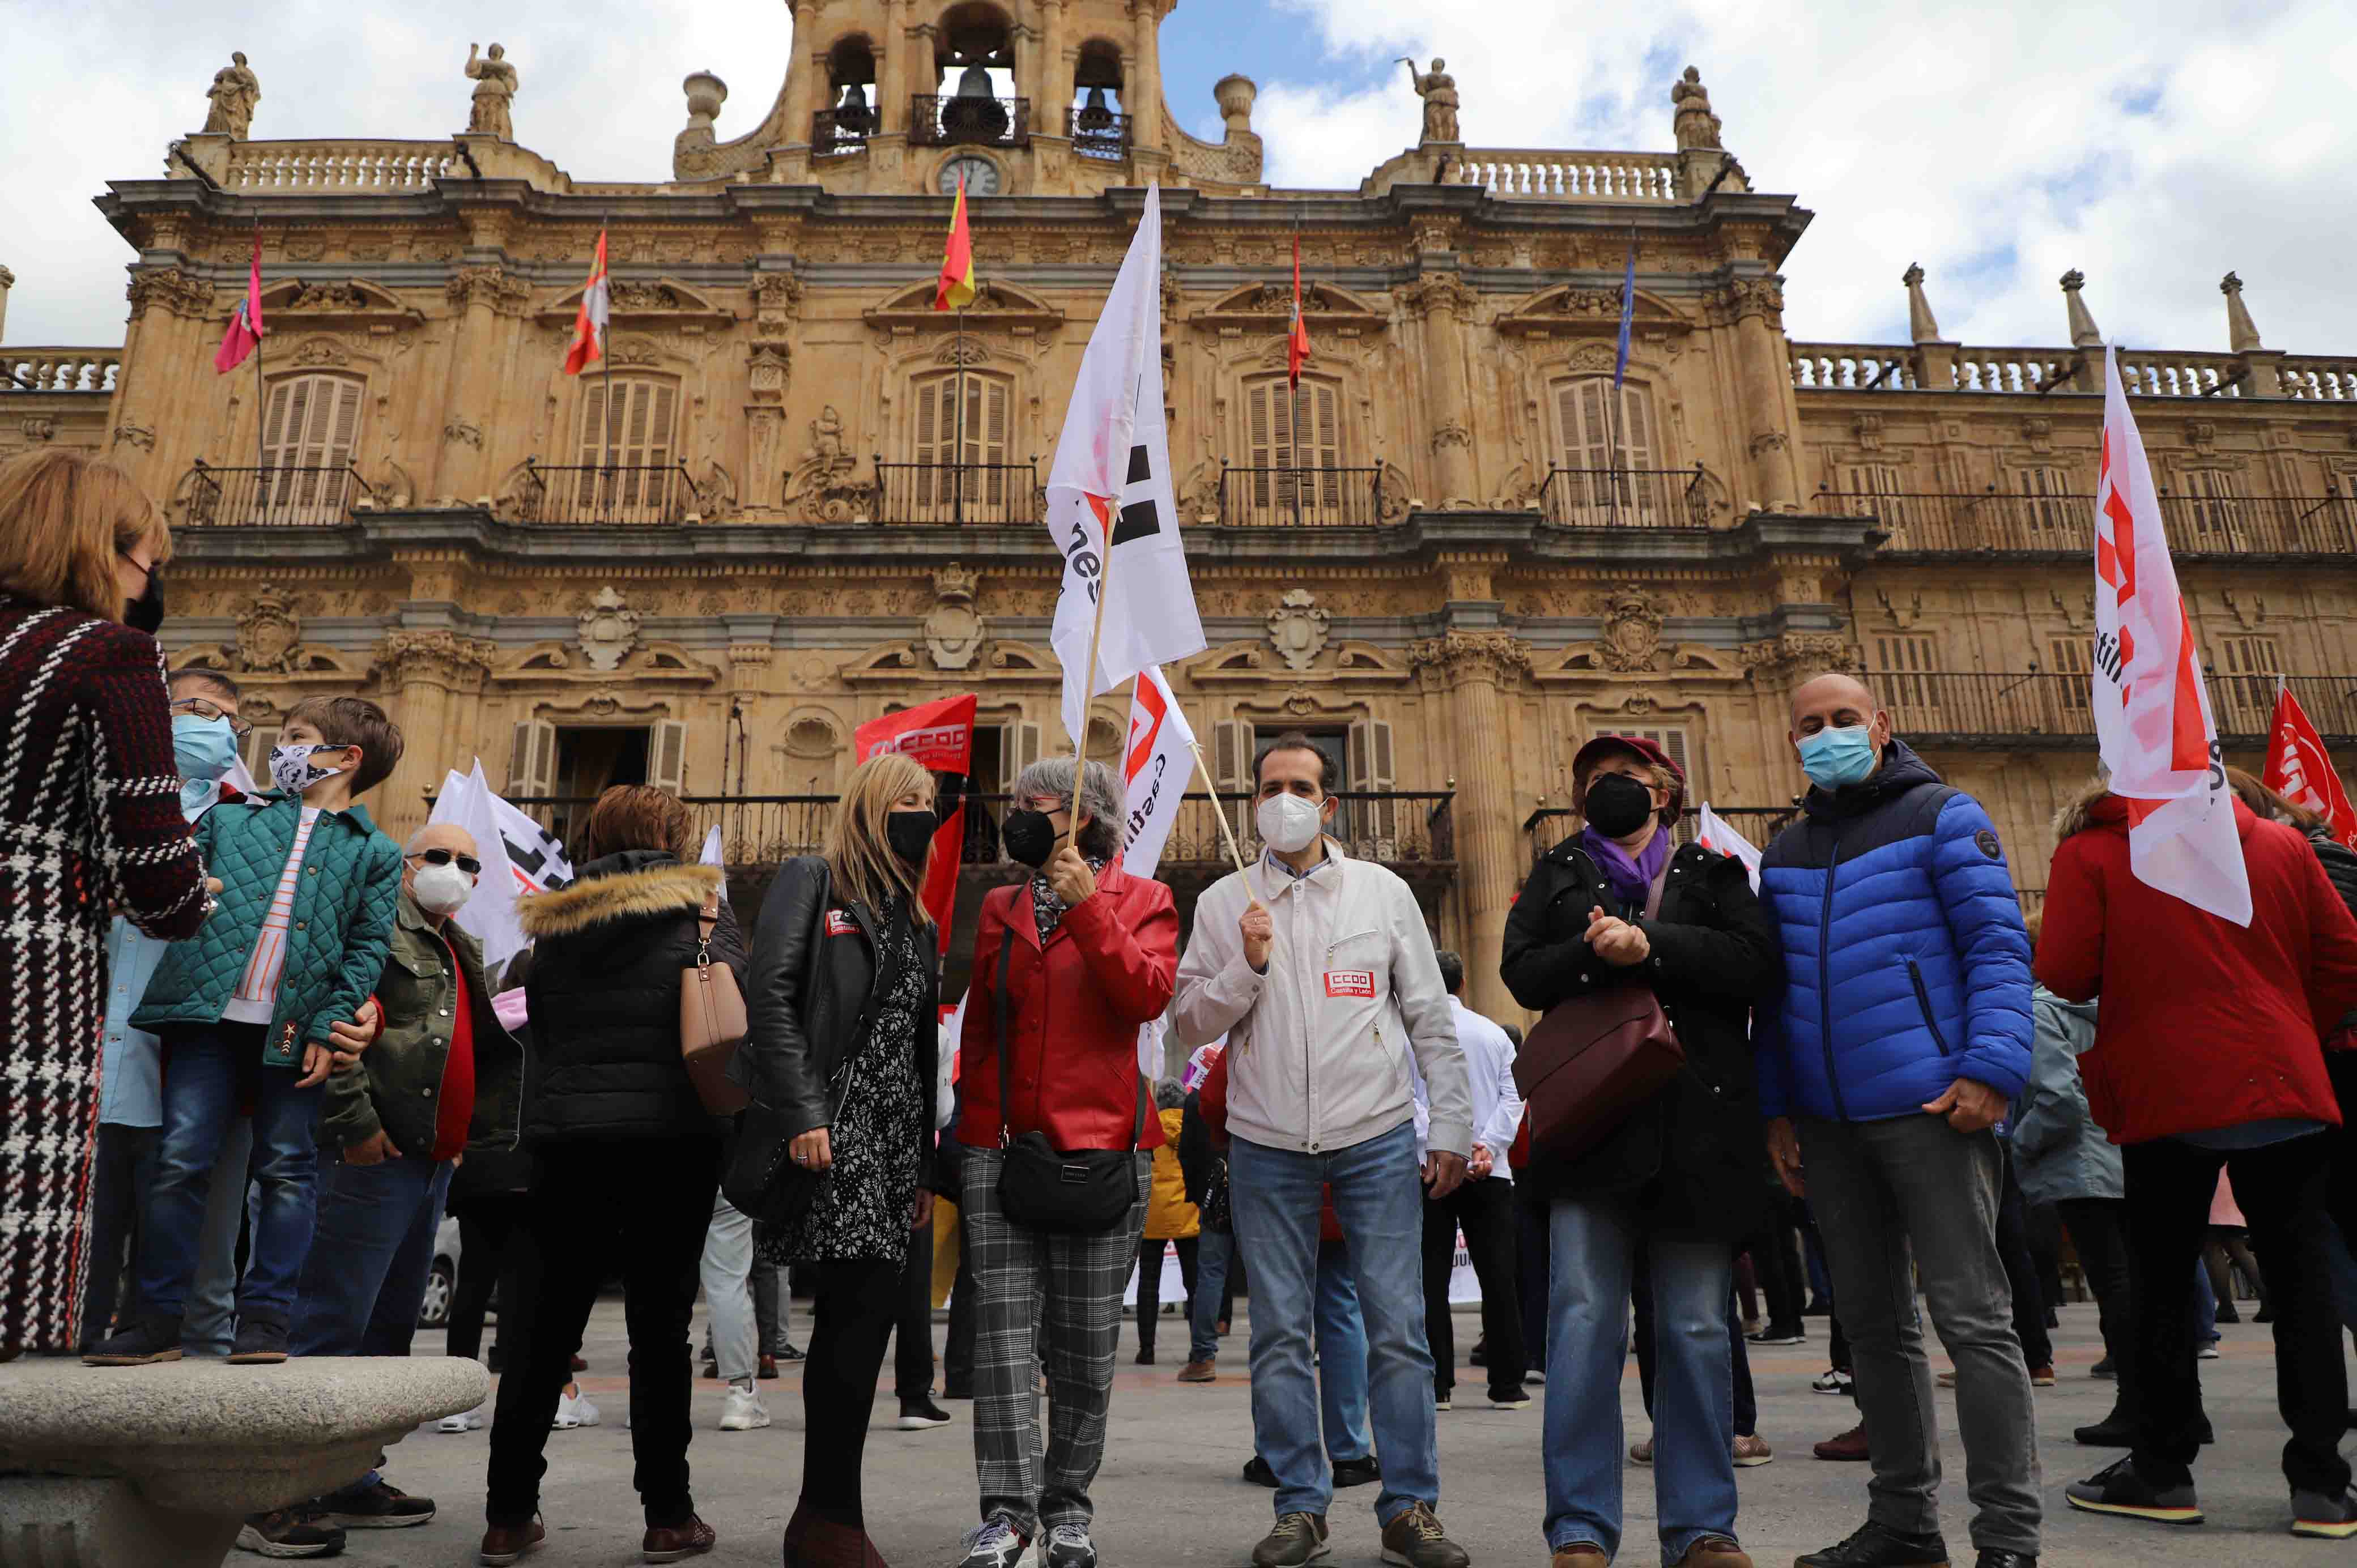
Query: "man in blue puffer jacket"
1755 673 2040 1568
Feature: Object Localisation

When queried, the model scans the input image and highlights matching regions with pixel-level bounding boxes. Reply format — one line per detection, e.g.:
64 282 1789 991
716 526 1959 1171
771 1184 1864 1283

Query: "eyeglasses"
409 847 483 876
169 697 253 740
1023 796 1069 814
118 550 156 585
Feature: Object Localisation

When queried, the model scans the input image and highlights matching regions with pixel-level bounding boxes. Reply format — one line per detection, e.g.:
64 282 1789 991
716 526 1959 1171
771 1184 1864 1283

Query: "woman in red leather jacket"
948 757 1177 1568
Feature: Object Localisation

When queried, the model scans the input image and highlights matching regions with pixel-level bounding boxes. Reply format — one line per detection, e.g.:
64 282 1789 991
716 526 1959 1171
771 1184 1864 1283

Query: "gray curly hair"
1012 755 1123 861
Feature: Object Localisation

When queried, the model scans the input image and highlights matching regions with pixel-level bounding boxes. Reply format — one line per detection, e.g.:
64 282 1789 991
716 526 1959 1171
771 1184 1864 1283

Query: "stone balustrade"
223 139 458 190
2279 359 2357 400
1 350 122 393
1452 150 1682 201
1951 350 2071 393
2117 349 2244 397
1789 345 1917 390
1794 341 2357 400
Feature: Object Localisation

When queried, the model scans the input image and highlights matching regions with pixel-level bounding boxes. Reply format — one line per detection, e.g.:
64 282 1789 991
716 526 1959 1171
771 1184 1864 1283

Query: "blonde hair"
826 752 938 924
0 450 173 623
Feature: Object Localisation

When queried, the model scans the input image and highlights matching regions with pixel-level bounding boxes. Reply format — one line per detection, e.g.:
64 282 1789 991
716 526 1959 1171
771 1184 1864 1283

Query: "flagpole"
954 305 967 527
600 216 614 522
1183 740 1258 886
252 223 266 518
1063 516 1117 854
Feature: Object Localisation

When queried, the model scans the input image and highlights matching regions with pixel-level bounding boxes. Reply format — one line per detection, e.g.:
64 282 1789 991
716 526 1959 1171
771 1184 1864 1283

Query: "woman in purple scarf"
1500 736 1781 1568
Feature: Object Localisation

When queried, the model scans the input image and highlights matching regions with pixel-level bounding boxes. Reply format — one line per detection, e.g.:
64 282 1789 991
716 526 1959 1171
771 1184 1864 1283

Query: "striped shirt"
223 807 322 1025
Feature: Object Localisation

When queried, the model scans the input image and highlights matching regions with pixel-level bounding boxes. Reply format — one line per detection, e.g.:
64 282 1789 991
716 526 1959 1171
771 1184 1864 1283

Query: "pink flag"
2090 344 2250 924
214 233 263 374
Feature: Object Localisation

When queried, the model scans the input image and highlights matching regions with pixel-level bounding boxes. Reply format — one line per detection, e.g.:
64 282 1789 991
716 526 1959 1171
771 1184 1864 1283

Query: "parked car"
419 1215 462 1328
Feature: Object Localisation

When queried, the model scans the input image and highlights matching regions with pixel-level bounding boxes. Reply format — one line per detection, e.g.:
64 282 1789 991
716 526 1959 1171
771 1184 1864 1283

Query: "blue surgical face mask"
1796 723 1879 790
171 714 240 783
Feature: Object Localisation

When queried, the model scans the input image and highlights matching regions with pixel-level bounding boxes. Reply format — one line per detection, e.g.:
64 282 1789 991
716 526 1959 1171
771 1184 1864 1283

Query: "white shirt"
223 807 322 1025
1412 996 1524 1180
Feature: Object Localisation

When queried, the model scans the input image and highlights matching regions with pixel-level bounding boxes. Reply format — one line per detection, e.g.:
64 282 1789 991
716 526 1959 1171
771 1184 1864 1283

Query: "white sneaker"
720 1385 772 1431
436 1404 486 1433
551 1391 600 1429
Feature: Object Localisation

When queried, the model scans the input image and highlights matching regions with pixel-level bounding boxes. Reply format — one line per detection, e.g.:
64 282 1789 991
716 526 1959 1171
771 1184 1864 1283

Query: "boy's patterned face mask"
269 742 350 798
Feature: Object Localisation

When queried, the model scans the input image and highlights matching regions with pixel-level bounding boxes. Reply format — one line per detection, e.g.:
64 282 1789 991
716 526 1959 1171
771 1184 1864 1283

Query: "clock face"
939 156 1002 197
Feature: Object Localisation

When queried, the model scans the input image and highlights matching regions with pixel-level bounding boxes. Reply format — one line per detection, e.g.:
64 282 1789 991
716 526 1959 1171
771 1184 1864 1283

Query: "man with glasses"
282 822 525 1533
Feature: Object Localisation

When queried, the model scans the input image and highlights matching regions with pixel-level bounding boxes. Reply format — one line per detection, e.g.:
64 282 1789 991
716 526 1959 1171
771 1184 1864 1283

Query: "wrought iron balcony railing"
180 461 377 526
1065 105 1130 160
1216 465 1384 527
909 94 1031 149
1873 672 2357 747
1537 465 1709 529
871 460 1040 526
1821 486 2357 557
811 106 874 156
520 461 695 526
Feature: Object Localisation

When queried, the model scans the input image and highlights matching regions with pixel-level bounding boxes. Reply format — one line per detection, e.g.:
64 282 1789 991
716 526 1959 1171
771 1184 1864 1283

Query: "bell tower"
671 0 1264 195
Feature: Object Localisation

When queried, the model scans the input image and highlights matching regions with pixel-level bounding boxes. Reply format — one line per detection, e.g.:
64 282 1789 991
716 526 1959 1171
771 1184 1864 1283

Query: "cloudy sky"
4 0 2348 358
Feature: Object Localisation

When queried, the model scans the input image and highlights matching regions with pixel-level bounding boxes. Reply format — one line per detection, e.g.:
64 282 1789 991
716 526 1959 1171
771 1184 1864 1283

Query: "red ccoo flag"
935 176 977 311
855 693 977 955
2262 678 2357 848
214 232 264 374
1287 235 1312 387
564 230 609 376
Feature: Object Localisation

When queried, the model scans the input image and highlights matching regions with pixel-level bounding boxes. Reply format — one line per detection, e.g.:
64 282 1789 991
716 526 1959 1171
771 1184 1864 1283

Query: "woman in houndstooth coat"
0 451 207 1357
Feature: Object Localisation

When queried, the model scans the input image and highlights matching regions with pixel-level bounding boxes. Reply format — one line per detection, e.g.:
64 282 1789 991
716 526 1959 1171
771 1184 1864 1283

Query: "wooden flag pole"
1184 739 1257 886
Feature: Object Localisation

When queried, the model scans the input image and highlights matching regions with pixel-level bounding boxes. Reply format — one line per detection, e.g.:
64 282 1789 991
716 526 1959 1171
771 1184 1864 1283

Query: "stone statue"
465 43 518 139
1399 57 1459 144
807 406 846 464
202 52 260 139
1671 65 1722 151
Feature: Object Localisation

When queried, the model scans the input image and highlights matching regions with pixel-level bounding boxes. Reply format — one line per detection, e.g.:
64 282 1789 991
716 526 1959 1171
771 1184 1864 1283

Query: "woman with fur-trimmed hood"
479 785 747 1568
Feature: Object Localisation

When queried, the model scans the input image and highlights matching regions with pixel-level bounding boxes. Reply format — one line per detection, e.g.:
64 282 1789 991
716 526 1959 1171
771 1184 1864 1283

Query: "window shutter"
2047 636 2091 718
1589 725 1694 807
1870 634 1941 731
1618 384 1656 469
1015 721 1042 777
2178 467 2246 548
1348 717 1399 858
2213 635 2281 734
649 719 691 794
1212 718 1253 850
509 720 558 796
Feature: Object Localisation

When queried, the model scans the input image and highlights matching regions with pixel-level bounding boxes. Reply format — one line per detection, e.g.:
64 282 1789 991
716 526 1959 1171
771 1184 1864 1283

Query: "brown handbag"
680 893 751 1115
1511 983 1683 1163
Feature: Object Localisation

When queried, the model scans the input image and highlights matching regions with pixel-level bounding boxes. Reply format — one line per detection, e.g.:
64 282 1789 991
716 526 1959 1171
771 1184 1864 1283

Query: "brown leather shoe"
644 1515 718 1563
1177 1359 1217 1383
479 1518 547 1565
1813 1422 1871 1462
1673 1537 1754 1568
1553 1547 1608 1568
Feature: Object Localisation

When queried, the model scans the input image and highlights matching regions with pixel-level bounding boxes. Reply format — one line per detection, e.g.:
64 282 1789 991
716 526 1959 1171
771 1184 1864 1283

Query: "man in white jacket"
1172 732 1475 1568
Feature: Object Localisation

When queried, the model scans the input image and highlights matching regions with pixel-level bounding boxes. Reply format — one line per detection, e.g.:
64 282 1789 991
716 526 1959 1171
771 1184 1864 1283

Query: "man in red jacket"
2038 782 2357 1538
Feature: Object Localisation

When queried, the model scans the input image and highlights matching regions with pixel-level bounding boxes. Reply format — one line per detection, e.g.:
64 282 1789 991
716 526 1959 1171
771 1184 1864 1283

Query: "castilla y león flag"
856 693 977 954
1044 184 1205 746
214 232 264 374
564 229 609 377
2262 679 2357 849
2090 344 2250 924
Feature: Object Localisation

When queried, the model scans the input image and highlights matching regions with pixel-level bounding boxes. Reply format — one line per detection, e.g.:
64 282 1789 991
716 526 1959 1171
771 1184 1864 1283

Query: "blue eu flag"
1613 244 1636 387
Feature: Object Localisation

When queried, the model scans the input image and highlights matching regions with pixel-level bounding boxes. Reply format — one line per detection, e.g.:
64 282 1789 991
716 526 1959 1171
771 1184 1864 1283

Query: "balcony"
1538 466 1709 530
518 462 695 526
1873 672 2357 748
1823 487 2357 559
1065 105 1129 161
810 106 873 158
871 461 1039 526
909 94 1031 150
1216 465 1384 528
180 462 377 527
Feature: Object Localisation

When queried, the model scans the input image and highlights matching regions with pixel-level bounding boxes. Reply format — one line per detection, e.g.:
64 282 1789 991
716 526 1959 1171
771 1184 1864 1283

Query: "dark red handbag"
1511 985 1683 1162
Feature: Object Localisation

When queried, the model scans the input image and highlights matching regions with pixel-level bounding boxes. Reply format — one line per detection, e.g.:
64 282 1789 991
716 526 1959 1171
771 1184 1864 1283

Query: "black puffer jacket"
1500 838 1779 1243
517 851 746 1144
2310 827 2357 1036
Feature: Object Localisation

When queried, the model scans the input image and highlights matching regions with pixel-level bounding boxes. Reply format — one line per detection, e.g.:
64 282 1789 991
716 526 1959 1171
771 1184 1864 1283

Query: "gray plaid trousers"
959 1145 1151 1537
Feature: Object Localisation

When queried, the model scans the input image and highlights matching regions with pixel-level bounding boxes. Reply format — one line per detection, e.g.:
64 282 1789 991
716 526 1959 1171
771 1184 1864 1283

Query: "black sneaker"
236 1506 347 1558
1244 1455 1278 1487
1041 1524 1097 1568
2293 1489 2357 1540
325 1477 435 1528
775 1341 806 1362
228 1315 290 1364
1332 1456 1382 1490
942 1381 974 1400
2064 1456 2202 1526
1746 1324 1807 1345
1252 1514 1330 1568
1794 1520 1951 1568
956 1518 1029 1568
898 1396 954 1430
2073 1413 2137 1447
2090 1356 2115 1379
82 1315 182 1366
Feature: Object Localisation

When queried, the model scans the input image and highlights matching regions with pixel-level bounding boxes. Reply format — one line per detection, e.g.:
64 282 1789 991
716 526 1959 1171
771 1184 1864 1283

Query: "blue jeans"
1544 1196 1738 1563
1229 1122 1435 1526
136 1025 324 1326
1190 1229 1232 1364
292 1153 454 1357
1312 1240 1373 1465
184 1119 255 1355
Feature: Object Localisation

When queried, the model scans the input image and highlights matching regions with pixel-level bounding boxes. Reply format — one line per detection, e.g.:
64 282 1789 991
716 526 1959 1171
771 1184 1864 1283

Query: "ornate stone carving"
292 337 350 367
1741 633 1857 683
1670 65 1722 150
1265 589 1331 672
1598 584 1665 672
375 629 496 687
2186 420 2217 451
202 52 261 138
112 421 156 452
444 266 529 314
576 586 643 674
807 406 847 465
694 461 737 519
1403 57 1460 144
1852 412 1884 451
922 564 984 671
18 416 54 443
752 272 804 319
2022 416 2054 454
1399 276 1477 319
125 269 213 319
233 583 303 672
463 43 518 139
2051 588 2093 632
286 283 367 312
1431 420 1473 453
747 344 790 399
1874 587 1924 629
1408 631 1531 680
442 415 483 449
1713 278 1784 325
2222 589 2266 630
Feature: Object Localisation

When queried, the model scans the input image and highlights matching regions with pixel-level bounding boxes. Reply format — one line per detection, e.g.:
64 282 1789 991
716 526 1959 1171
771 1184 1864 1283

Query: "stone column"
1410 629 1531 1020
371 630 496 843
2222 271 2284 397
1722 279 1801 511
431 266 520 504
1403 276 1480 506
1128 0 1164 151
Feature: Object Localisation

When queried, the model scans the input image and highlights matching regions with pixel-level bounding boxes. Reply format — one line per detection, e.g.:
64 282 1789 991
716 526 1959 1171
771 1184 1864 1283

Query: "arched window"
573 375 680 523
258 372 364 523
819 36 878 153
1242 377 1346 523
1070 41 1126 159
1548 377 1668 526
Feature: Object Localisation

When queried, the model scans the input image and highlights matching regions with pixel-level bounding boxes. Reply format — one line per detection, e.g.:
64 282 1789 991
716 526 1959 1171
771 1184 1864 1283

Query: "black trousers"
79 1122 159 1350
886 1213 935 1398
1755 1189 1809 1333
1133 1235 1200 1354
944 1201 980 1394
1516 1184 1550 1373
802 1258 904 1527
1994 1148 2054 1369
1421 1175 1526 1397
448 1191 530 1365
486 1136 719 1531
2124 1132 2347 1494
2056 1196 2136 1415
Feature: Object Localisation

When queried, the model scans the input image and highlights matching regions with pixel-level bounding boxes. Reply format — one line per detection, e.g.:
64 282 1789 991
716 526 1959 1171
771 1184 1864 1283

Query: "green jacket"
132 792 402 1068
321 893 525 1157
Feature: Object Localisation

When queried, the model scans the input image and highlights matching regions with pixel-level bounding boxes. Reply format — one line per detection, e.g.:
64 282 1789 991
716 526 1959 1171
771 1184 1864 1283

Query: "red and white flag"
1116 664 1196 880
1695 802 1762 892
564 230 610 377
856 693 978 956
2262 679 2357 848
214 232 265 374
2090 344 2250 924
1045 184 1205 747
1287 235 1312 387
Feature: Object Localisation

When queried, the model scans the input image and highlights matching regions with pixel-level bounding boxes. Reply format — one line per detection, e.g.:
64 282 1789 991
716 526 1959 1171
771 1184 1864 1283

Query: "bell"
1077 84 1113 132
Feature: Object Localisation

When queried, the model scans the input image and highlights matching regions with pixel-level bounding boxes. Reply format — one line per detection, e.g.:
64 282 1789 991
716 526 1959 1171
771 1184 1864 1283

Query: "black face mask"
1583 772 1657 837
886 808 939 867
125 577 165 636
1001 807 1056 870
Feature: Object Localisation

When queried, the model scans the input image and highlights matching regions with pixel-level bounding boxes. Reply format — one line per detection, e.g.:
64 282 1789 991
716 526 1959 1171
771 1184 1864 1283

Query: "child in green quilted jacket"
88 695 406 1373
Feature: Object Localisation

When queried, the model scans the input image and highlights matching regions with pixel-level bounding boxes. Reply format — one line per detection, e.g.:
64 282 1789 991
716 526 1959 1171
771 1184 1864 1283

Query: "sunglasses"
410 847 483 875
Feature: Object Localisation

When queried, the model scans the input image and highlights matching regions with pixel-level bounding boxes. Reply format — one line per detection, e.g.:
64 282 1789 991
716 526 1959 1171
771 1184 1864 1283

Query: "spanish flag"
1287 235 1312 388
564 229 610 376
934 176 977 311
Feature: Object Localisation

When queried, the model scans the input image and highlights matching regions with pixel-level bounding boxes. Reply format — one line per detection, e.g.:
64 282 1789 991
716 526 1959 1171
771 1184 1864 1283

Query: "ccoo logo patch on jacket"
1974 828 2005 864
825 910 860 937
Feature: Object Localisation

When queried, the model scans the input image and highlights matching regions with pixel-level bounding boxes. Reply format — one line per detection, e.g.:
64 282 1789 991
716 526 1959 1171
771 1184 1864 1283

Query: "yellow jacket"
1143 1107 1200 1239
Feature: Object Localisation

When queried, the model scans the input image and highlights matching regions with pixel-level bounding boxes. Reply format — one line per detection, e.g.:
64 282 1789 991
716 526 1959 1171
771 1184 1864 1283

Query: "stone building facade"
4 2 2354 1013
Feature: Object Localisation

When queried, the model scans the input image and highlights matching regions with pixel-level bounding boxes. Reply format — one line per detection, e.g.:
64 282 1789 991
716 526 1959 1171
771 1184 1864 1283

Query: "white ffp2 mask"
1256 791 1325 854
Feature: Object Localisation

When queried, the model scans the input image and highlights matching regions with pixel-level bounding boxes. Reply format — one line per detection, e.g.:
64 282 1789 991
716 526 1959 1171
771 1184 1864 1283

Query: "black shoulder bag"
990 926 1147 1234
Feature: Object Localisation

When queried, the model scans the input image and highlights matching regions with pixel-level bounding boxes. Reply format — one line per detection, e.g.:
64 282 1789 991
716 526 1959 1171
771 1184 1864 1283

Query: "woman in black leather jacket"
734 752 942 1568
